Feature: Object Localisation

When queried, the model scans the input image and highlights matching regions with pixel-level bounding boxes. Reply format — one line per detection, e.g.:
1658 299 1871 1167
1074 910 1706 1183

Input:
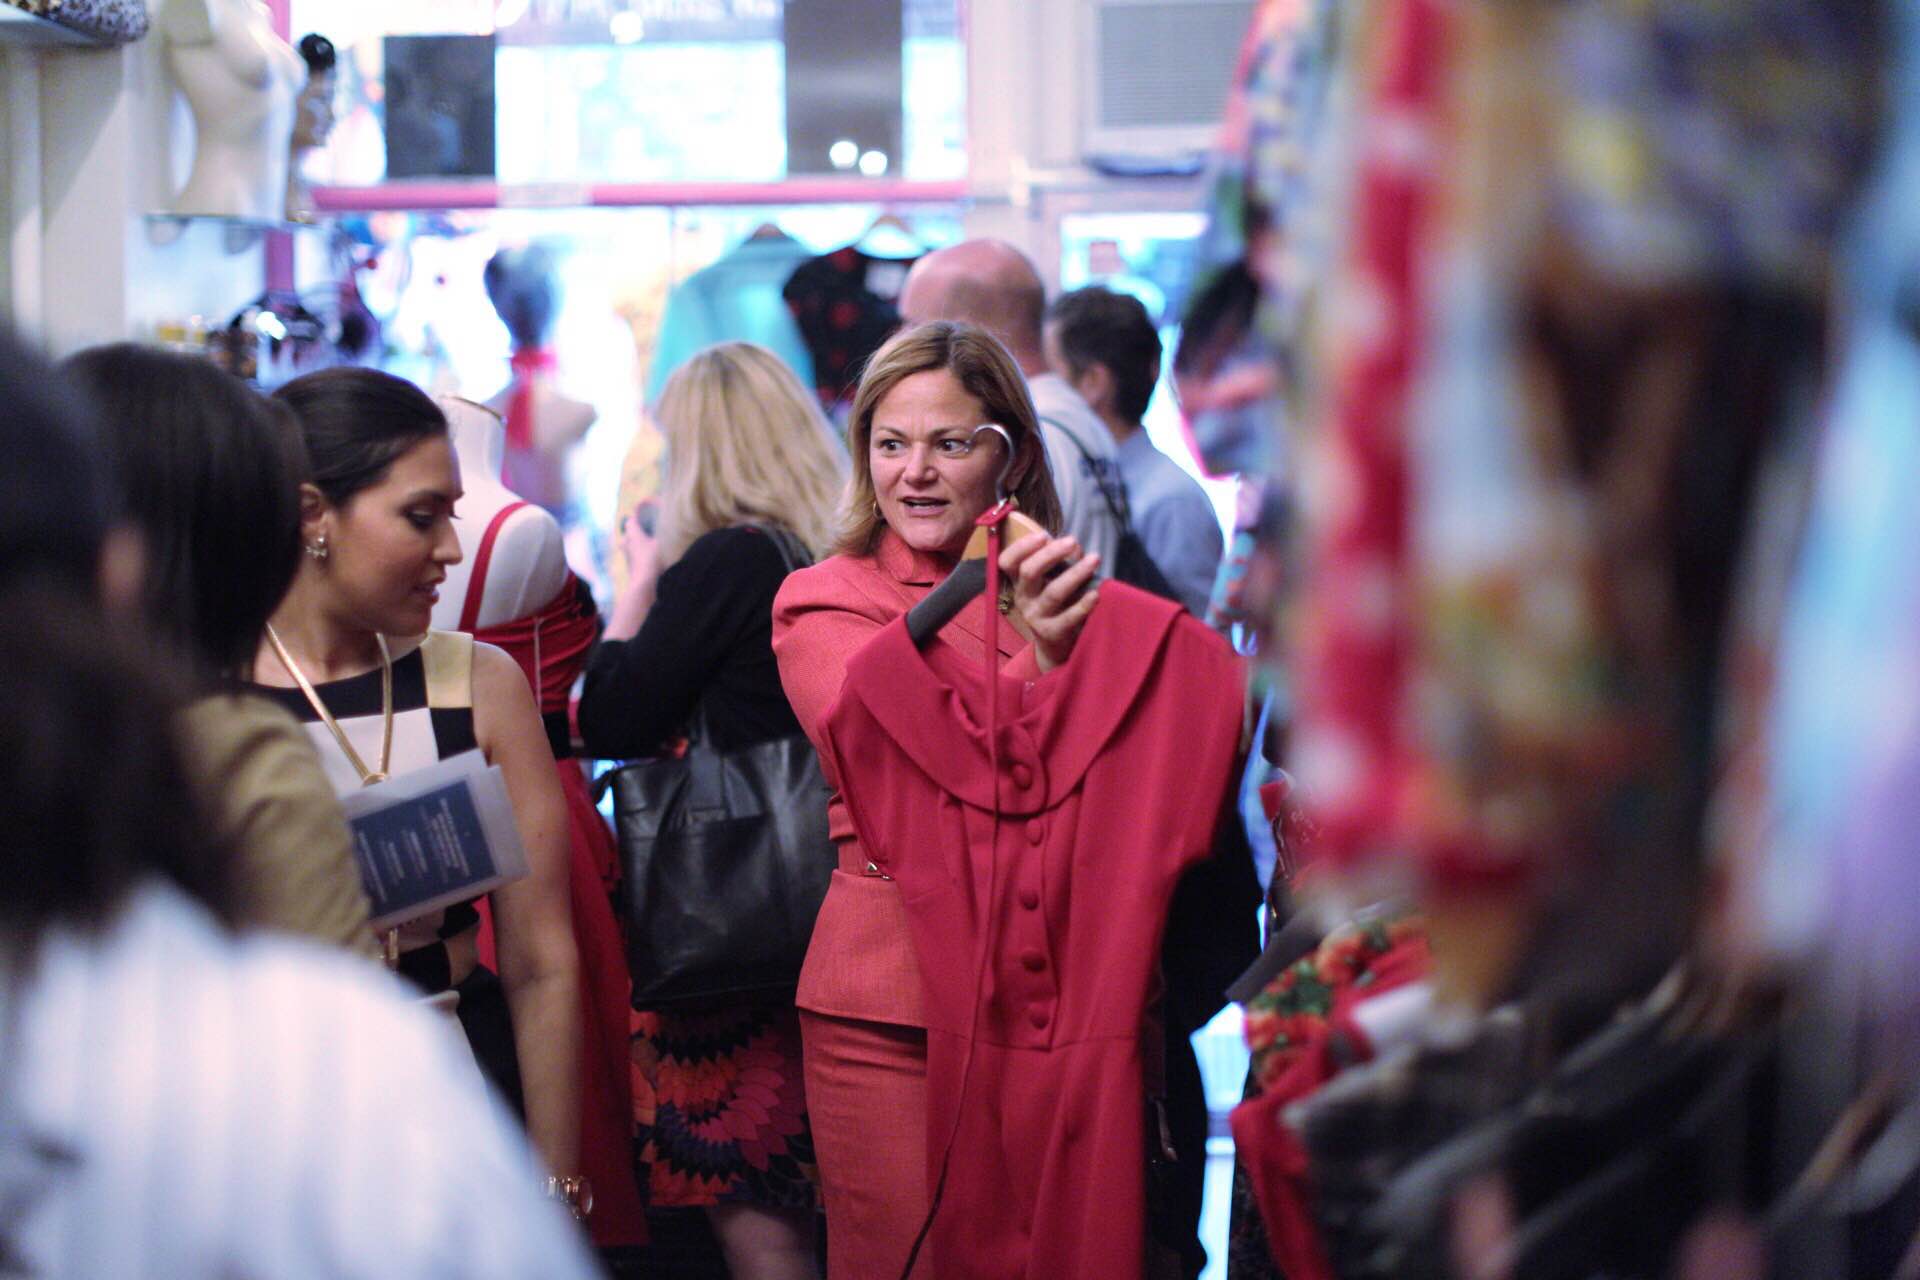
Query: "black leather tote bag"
604 527 834 1010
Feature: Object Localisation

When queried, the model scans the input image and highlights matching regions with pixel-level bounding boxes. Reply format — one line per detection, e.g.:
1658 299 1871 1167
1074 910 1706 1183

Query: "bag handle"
677 523 812 812
1041 413 1135 530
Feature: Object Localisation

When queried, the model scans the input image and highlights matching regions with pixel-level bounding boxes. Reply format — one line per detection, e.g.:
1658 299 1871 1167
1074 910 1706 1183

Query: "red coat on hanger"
820 582 1245 1280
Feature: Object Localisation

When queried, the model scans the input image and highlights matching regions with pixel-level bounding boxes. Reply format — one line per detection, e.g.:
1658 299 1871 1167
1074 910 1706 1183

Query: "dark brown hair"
274 366 448 509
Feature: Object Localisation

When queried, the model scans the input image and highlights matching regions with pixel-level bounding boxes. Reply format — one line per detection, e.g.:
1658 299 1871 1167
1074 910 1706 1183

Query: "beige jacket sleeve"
177 694 379 957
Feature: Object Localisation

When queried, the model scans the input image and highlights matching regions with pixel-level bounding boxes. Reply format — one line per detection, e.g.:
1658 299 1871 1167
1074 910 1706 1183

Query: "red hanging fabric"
505 347 557 455
1291 0 1456 877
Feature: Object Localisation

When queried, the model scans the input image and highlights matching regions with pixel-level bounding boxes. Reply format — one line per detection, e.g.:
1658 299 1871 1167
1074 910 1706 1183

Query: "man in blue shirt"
1044 286 1224 617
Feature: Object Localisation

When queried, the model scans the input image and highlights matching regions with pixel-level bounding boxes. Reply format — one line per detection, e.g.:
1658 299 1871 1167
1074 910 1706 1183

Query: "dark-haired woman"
251 366 583 1183
63 344 375 955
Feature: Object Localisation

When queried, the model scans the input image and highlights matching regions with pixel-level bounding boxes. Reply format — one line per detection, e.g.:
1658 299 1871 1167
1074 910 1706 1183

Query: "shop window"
310 203 961 545
288 0 964 188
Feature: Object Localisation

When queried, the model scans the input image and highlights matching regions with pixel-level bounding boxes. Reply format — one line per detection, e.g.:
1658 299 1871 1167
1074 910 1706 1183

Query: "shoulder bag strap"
742 521 814 574
1040 413 1133 530
683 521 810 759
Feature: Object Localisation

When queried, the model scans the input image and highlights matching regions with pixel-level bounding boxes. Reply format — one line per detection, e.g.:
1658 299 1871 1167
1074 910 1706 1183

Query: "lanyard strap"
265 627 394 786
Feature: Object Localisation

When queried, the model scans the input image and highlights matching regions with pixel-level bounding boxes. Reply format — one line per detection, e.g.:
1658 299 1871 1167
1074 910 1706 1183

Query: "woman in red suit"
771 321 1102 1278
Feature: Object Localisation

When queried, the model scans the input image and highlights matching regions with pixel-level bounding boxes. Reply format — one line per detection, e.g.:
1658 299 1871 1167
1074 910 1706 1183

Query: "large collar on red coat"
837 582 1204 813
875 525 953 588
871 527 1020 663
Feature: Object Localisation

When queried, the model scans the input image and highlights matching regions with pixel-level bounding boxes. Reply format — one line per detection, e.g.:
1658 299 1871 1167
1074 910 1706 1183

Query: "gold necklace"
265 626 394 786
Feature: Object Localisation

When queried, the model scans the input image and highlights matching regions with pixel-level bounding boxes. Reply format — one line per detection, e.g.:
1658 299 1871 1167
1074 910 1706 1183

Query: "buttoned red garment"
820 582 1245 1280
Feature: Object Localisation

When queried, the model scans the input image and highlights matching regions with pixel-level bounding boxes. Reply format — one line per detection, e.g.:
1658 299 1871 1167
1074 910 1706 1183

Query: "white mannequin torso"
485 379 597 516
161 0 304 220
433 398 569 632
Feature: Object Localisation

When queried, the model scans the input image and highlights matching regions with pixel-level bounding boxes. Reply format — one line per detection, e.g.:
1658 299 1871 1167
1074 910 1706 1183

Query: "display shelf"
144 212 346 237
144 211 350 255
0 5 106 46
312 177 970 213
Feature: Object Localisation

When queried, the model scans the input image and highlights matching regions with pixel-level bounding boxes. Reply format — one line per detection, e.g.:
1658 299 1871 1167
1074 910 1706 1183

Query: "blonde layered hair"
836 321 1062 558
653 342 848 565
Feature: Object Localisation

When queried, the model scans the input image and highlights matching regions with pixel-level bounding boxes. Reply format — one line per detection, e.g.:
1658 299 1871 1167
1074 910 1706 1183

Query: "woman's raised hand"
1000 530 1100 673
606 498 662 641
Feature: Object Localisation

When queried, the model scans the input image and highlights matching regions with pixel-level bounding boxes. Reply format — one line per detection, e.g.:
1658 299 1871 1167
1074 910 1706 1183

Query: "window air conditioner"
1081 0 1257 169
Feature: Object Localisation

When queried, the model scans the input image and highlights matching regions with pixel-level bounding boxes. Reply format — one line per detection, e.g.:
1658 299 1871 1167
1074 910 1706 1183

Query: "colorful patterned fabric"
1536 0 1883 295
1283 0 1878 895
1285 0 1455 877
1243 0 1346 357
630 1002 818 1210
781 246 918 413
1231 914 1430 1280
15 0 149 43
1243 915 1428 1094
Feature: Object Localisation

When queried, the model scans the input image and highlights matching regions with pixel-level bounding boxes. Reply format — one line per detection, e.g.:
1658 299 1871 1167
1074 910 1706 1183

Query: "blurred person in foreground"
0 327 600 1280
1045 285 1224 618
580 341 847 1279
63 343 376 956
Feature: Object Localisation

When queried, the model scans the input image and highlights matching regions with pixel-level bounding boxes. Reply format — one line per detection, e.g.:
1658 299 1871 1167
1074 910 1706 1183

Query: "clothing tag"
866 259 909 300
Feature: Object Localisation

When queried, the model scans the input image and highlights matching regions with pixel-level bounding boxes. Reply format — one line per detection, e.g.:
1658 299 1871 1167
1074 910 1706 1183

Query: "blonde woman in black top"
581 341 845 1280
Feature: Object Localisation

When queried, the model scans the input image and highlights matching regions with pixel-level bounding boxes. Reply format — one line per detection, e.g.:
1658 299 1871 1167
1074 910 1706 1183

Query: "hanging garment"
1230 916 1431 1280
647 229 816 404
782 245 920 412
772 529 1039 1280
819 582 1245 1280
459 502 649 1248
1284 0 1456 880
1750 0 1920 1073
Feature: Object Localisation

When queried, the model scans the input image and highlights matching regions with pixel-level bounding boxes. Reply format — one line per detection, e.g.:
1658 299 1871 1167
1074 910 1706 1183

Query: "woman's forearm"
502 960 583 1175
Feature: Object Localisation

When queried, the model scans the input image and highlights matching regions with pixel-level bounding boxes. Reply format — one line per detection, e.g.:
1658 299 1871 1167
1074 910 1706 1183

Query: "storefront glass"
286 0 964 187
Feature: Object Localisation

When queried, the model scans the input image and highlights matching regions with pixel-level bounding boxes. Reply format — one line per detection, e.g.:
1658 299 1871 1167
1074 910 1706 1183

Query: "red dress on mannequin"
820 582 1245 1280
461 501 647 1248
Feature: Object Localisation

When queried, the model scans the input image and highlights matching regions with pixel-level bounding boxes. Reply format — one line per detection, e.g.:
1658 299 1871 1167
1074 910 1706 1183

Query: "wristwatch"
544 1174 594 1222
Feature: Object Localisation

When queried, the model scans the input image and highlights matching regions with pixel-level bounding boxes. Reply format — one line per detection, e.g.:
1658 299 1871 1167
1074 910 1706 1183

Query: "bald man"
899 239 1123 574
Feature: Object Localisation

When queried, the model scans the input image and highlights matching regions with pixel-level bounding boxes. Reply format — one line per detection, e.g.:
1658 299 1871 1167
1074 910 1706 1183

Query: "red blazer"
820 582 1245 1280
772 528 1041 1026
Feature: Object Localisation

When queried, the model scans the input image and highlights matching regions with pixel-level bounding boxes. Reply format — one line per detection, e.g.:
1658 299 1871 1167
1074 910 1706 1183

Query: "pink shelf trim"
311 177 969 212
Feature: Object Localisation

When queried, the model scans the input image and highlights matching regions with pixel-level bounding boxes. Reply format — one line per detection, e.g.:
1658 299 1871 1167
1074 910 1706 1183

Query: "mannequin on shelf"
285 33 337 224
160 0 305 221
431 396 650 1250
433 396 568 633
482 246 598 525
